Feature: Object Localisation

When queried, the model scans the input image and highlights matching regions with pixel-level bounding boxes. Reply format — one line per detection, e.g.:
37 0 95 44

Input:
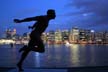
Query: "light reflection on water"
69 44 80 66
28 44 108 67
42 44 108 67
34 52 41 67
0 44 108 67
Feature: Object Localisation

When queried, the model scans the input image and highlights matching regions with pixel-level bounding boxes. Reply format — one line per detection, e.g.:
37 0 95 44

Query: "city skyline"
1 27 108 45
0 0 108 37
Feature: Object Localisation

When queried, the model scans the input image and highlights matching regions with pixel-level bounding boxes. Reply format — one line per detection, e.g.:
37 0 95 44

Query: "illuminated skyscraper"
79 29 86 41
55 29 62 44
105 31 108 43
69 27 79 43
47 30 55 44
5 28 17 39
62 29 69 42
95 32 104 44
5 28 11 39
12 28 17 39
41 32 47 43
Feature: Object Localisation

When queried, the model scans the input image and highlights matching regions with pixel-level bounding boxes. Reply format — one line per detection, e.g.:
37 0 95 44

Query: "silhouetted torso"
33 15 49 34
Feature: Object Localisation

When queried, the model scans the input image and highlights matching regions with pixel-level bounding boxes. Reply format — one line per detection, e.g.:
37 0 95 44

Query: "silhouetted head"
47 9 56 19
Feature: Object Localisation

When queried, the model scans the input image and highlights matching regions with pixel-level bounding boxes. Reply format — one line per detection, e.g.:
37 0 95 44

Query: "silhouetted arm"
14 16 39 23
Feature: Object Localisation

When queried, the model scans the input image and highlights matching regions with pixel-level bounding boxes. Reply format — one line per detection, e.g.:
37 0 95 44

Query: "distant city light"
83 13 93 17
1 27 108 45
91 30 95 33
83 13 88 16
0 39 15 44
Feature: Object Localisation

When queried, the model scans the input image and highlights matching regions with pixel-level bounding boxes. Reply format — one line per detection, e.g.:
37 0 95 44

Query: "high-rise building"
79 29 86 41
41 32 47 43
47 30 55 44
105 31 108 43
5 28 17 39
55 29 62 44
13 28 16 35
62 29 69 42
22 32 30 40
95 32 104 44
87 30 95 43
11 28 17 39
5 29 11 39
69 27 79 43
85 30 91 42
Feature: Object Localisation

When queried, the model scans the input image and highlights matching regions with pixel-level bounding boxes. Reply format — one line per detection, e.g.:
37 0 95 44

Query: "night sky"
0 0 108 37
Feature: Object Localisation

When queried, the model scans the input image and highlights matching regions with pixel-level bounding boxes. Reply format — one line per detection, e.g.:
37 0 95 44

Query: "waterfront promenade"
0 44 108 72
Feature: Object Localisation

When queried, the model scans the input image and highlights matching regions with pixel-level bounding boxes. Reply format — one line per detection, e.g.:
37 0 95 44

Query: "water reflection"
90 45 96 65
69 44 80 66
11 47 17 64
34 52 41 67
0 44 108 67
32 44 108 67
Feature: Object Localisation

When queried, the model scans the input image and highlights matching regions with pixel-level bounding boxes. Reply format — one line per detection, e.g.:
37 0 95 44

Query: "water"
0 44 108 68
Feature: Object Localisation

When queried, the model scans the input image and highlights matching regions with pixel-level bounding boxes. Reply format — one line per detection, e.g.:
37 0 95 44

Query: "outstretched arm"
14 16 38 23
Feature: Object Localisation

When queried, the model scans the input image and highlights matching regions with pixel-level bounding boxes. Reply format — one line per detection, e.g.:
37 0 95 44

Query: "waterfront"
0 44 108 68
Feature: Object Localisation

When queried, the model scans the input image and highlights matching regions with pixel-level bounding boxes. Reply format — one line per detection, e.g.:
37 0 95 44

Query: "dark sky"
0 0 108 37
67 0 108 30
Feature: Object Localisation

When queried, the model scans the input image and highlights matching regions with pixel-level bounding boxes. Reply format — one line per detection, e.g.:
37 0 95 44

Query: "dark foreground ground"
0 66 108 72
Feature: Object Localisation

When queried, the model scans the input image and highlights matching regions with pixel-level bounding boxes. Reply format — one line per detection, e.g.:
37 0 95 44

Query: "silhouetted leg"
17 39 34 71
19 45 28 53
19 39 36 53
17 33 45 71
17 48 30 71
17 39 36 70
31 36 45 53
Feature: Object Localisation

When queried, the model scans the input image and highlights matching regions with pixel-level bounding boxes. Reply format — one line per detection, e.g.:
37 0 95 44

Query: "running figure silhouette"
14 9 56 71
